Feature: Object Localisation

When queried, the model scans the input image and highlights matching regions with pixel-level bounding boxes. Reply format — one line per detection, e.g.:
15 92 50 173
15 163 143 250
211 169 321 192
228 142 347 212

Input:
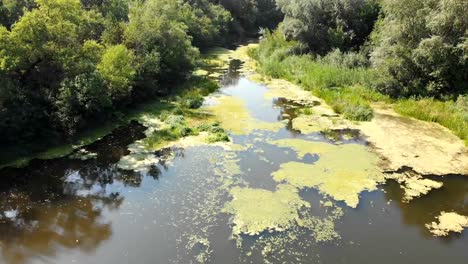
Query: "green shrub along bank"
251 30 467 144
251 30 385 121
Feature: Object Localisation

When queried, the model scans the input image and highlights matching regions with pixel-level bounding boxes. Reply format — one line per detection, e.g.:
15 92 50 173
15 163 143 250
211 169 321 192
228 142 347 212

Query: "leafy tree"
125 0 199 90
55 72 111 134
371 0 468 97
277 0 379 54
97 44 136 101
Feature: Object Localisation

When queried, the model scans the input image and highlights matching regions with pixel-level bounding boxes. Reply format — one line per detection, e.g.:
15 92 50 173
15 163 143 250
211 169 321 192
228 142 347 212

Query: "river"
0 46 467 264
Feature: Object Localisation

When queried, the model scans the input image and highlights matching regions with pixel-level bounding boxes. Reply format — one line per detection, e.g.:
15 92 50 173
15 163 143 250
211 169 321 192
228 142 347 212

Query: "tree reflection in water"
0 122 167 263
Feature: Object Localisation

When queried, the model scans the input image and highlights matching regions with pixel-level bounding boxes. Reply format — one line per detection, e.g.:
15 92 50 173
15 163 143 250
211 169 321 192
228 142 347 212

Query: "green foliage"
97 44 136 101
371 0 468 97
277 0 380 54
125 0 199 85
55 72 111 134
253 30 387 121
217 0 283 35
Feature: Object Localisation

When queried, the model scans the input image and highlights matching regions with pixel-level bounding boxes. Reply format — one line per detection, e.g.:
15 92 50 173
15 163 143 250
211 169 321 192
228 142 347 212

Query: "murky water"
1 59 467 264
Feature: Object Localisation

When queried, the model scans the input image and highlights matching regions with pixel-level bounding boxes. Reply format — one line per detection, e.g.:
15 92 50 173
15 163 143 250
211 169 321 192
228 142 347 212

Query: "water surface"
1 59 467 264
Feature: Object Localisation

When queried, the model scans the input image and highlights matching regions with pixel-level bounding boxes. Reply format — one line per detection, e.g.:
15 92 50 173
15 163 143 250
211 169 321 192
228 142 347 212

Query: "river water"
0 57 467 264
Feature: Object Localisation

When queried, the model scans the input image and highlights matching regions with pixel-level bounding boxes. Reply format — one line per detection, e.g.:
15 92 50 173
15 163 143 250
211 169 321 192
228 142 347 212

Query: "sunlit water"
1 60 467 264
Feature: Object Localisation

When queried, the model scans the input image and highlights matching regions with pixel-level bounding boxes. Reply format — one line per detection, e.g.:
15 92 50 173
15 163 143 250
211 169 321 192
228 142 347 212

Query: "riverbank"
0 70 220 169
249 32 468 146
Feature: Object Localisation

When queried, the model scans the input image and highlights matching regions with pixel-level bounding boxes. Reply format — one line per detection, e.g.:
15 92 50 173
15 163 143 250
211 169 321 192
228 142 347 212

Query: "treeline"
252 0 467 142
0 0 282 145
271 0 467 98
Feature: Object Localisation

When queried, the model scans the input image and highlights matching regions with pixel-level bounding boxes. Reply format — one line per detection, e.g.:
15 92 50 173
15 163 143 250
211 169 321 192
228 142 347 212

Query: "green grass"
395 98 468 145
251 31 382 121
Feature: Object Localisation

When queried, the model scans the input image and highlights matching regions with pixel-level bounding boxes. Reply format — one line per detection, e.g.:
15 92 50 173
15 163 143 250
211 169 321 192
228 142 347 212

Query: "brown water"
1 59 467 264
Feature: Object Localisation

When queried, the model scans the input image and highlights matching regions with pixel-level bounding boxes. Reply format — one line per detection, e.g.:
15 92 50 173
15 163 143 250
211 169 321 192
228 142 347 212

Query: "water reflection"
220 59 242 86
0 122 163 263
0 197 114 264
0 58 467 264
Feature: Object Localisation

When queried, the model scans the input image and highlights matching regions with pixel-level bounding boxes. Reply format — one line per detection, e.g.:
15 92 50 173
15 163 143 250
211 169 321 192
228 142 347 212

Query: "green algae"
270 140 384 208
386 173 444 202
207 96 284 135
68 149 98 161
223 184 310 236
187 235 212 263
269 139 337 158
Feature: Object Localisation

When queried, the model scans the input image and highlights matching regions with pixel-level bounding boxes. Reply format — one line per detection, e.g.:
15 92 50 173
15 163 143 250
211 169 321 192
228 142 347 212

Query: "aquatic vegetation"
68 149 98 161
270 140 383 208
387 173 443 202
356 105 468 175
291 114 349 134
187 235 212 263
223 185 310 236
207 96 284 135
117 152 159 172
426 212 468 237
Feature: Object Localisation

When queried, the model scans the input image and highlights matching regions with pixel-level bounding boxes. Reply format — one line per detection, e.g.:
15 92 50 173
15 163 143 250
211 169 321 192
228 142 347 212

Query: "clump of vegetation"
371 0 467 97
197 122 230 143
252 31 378 121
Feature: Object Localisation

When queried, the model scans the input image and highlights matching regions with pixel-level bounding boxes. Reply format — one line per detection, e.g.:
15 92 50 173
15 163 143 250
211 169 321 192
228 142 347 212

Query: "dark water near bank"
1 60 467 264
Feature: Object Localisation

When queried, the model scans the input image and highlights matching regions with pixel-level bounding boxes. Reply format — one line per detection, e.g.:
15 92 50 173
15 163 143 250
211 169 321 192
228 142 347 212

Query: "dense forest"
0 0 467 148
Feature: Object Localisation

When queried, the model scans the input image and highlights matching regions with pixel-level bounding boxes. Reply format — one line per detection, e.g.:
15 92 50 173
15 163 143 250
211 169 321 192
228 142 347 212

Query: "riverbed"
0 46 467 264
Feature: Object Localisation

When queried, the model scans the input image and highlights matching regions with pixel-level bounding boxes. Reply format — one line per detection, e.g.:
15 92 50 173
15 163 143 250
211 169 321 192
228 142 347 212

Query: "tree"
371 0 468 97
277 0 379 54
97 44 136 101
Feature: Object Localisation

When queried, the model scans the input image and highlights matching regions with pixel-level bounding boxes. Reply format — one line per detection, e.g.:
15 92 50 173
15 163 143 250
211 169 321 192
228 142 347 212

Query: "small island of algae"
223 185 310 236
270 140 384 208
206 96 284 135
426 212 468 236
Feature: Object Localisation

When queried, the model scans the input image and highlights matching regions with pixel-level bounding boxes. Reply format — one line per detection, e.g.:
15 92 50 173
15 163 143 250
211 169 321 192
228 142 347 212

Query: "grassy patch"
394 97 468 145
251 31 468 144
250 30 382 122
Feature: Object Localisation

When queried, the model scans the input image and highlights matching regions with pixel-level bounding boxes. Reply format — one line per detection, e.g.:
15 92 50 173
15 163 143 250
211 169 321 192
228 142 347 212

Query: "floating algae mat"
1 45 468 264
207 95 284 135
223 184 309 236
270 139 384 208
